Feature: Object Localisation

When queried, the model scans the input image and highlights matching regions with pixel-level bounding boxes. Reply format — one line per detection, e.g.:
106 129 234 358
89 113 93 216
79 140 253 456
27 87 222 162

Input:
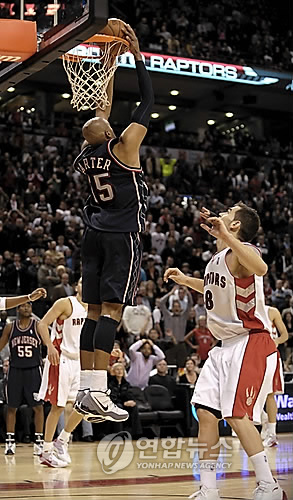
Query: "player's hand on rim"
164 267 186 284
48 344 60 365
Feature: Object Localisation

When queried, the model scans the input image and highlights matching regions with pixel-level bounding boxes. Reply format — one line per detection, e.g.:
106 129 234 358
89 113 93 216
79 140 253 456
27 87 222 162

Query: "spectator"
51 273 74 302
160 285 193 343
178 357 198 385
37 255 60 300
271 280 289 311
108 362 143 438
126 339 165 389
184 315 216 364
5 253 28 294
193 295 206 323
149 359 177 396
168 285 190 312
122 295 153 345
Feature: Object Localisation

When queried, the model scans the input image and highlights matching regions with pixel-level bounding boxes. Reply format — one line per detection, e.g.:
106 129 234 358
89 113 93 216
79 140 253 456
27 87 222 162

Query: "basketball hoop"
61 34 129 112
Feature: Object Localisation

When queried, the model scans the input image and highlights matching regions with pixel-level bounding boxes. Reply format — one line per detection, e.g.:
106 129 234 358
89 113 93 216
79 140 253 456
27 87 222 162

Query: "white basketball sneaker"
79 390 129 422
253 480 287 500
189 485 221 499
33 441 44 456
263 434 278 447
53 438 71 464
39 451 68 468
5 440 16 456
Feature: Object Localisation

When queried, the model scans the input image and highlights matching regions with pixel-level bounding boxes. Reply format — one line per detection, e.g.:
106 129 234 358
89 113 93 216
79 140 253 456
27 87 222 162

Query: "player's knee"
88 304 101 321
101 302 123 322
32 405 43 413
197 408 218 426
50 405 65 414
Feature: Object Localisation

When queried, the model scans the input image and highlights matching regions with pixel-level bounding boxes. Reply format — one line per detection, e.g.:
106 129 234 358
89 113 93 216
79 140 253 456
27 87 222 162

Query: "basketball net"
62 36 129 112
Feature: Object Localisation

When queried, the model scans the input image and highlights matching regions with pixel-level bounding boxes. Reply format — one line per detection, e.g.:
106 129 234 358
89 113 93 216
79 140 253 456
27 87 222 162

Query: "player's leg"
189 349 222 499
32 404 44 455
188 408 221 499
78 303 101 403
24 366 44 455
263 393 278 447
79 232 142 422
223 334 286 500
40 404 68 467
5 366 22 455
5 407 17 455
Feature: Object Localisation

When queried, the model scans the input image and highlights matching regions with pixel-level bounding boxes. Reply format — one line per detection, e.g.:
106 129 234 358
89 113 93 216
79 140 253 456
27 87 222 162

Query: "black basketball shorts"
7 366 43 408
81 228 142 306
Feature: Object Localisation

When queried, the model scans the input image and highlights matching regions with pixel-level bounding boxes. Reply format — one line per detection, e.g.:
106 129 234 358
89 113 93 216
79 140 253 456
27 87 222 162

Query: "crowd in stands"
0 105 293 441
133 0 293 70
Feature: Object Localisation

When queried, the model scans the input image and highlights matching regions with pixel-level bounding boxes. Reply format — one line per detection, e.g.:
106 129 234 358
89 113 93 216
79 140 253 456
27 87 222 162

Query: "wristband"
28 294 32 301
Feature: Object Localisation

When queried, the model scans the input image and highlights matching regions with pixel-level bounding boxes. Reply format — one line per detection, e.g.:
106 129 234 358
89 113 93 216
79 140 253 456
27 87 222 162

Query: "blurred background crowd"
0 0 292 443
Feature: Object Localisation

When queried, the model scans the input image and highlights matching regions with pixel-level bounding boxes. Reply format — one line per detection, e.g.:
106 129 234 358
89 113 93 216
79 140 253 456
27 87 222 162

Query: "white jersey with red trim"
51 296 87 359
264 305 278 339
203 245 271 340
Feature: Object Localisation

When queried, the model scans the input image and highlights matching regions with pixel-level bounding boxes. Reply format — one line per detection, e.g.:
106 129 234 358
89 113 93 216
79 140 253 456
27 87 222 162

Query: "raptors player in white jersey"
261 306 288 448
164 203 287 500
37 279 87 467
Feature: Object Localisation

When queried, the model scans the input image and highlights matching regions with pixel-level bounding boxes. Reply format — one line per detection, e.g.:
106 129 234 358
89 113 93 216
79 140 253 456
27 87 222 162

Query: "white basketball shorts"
191 331 278 424
38 352 80 407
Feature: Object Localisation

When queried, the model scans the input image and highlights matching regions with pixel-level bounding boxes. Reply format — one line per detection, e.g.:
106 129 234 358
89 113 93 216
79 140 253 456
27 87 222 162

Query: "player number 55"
17 345 33 357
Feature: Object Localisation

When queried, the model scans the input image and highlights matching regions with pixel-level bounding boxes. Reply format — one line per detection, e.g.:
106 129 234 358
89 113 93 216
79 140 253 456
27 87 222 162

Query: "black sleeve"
131 60 154 128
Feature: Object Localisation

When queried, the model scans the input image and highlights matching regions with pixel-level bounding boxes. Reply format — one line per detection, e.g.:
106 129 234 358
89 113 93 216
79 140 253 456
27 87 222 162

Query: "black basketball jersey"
73 138 148 233
9 319 42 368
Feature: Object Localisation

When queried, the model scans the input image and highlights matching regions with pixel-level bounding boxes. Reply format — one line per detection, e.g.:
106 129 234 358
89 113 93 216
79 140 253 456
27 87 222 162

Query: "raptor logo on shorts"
246 386 256 406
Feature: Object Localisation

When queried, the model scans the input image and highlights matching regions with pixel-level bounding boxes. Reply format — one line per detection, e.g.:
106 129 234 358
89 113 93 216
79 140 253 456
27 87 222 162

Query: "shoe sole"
40 458 68 468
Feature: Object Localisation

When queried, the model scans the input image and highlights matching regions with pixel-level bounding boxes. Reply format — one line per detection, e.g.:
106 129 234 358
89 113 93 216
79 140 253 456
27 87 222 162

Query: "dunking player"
36 278 87 467
0 288 47 311
72 24 153 422
0 302 58 456
261 305 288 448
164 204 287 500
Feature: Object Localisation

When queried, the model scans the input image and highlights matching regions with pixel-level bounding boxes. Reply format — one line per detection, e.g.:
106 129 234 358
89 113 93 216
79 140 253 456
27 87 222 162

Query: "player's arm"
164 268 204 294
200 215 267 276
0 323 13 352
1 288 47 310
269 307 289 345
115 24 154 164
37 298 71 365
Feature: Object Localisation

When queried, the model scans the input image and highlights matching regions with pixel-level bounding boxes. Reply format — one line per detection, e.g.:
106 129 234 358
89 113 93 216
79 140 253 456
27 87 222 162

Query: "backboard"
0 0 108 91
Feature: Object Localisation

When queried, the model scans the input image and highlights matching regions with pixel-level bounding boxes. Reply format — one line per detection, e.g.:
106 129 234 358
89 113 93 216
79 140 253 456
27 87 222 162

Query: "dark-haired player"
0 302 58 455
73 24 154 422
164 203 287 500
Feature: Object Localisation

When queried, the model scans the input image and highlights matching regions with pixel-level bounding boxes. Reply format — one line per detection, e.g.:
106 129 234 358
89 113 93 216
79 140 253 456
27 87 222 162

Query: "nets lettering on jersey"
62 37 128 112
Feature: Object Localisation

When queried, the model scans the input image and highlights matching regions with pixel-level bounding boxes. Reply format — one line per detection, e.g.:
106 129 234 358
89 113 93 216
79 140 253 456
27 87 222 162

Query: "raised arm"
0 288 47 311
114 24 154 166
164 268 204 294
128 339 145 360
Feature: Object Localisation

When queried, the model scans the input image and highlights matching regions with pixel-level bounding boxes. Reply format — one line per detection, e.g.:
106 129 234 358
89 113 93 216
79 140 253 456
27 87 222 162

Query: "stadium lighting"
151 112 160 119
240 124 245 128
231 127 235 132
20 106 24 111
136 101 140 106
31 107 35 112
170 89 179 96
225 112 234 118
168 105 177 111
7 87 15 92
61 93 71 99
235 125 240 130
207 119 215 126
